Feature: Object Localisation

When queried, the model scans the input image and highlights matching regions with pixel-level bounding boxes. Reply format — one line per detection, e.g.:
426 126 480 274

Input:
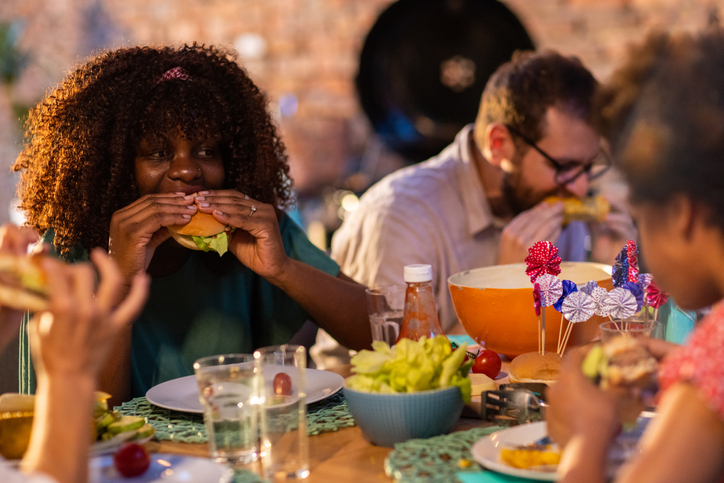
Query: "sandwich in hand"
168 212 234 256
583 336 658 390
0 253 48 312
545 195 610 225
582 336 658 424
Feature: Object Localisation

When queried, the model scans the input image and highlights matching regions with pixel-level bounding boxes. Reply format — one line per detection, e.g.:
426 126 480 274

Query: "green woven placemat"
116 391 353 443
384 426 505 483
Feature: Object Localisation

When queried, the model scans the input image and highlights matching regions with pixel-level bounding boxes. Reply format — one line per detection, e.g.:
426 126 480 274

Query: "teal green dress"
20 214 340 397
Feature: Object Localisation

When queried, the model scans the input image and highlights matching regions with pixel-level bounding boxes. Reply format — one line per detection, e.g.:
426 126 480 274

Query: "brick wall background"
0 0 720 390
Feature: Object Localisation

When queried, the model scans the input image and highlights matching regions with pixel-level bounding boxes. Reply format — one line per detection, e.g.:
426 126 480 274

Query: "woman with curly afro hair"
13 44 371 403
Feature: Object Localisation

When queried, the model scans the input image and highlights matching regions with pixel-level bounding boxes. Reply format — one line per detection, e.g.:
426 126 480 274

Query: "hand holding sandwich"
0 224 40 350
189 190 292 281
108 192 198 297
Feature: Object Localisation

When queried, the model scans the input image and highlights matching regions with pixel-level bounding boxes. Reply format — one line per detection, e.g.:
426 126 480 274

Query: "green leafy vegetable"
192 231 230 256
347 336 472 403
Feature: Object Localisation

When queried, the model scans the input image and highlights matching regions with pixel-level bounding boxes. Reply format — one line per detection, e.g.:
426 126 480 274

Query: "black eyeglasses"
504 124 611 185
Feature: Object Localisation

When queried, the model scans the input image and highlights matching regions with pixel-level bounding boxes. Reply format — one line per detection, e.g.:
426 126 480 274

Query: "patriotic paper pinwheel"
612 246 629 288
602 287 638 319
554 280 578 311
590 287 609 317
533 282 541 316
646 279 669 309
562 291 595 323
525 241 562 283
537 274 563 307
580 280 598 296
638 273 652 291
626 240 640 282
622 281 644 311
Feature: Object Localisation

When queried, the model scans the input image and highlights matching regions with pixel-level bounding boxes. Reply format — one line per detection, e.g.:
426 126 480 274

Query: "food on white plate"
0 252 48 312
545 195 610 225
508 352 562 385
500 442 561 471
0 391 154 460
113 442 150 477
167 210 234 256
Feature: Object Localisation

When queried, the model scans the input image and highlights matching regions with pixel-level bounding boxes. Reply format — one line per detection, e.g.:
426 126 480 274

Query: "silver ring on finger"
249 204 257 217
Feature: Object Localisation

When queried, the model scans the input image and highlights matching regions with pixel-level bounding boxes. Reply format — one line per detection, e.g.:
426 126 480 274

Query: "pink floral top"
659 303 724 420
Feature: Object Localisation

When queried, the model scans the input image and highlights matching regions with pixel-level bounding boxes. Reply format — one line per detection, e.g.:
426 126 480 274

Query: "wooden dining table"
146 362 512 482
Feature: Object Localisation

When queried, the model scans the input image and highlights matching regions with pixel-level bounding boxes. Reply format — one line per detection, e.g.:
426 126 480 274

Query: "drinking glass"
193 353 261 467
254 344 309 481
365 285 406 345
599 318 661 344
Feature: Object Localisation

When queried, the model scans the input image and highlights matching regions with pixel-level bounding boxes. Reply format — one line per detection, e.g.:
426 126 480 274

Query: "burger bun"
167 212 229 251
508 352 562 385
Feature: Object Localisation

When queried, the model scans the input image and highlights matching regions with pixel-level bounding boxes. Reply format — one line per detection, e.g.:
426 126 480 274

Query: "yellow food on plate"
500 444 560 470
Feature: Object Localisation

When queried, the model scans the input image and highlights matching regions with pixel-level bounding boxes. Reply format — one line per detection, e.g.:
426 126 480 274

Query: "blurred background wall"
0 0 720 392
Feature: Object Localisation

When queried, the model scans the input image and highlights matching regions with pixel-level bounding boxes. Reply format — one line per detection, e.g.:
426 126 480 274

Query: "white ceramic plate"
471 421 558 481
90 453 233 482
471 414 654 481
146 368 344 413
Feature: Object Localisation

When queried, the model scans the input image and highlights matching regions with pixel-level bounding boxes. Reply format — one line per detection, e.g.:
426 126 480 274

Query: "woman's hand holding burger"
108 193 197 297
193 190 291 281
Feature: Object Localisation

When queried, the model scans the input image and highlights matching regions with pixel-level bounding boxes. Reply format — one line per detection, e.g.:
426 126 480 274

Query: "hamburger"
582 336 658 390
0 253 48 312
544 195 610 225
509 352 562 385
582 337 658 425
168 212 234 256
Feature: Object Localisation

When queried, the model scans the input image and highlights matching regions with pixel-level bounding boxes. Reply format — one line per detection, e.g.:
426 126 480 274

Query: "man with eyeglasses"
327 50 636 340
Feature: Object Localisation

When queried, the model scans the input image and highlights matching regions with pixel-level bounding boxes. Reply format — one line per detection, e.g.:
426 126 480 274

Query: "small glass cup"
365 285 406 345
254 344 309 481
193 353 261 467
599 318 661 344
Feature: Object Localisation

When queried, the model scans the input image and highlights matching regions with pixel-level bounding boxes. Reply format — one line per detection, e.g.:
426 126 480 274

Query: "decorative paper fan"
554 280 578 311
562 291 595 323
590 287 609 317
536 274 563 308
525 241 562 283
602 287 638 319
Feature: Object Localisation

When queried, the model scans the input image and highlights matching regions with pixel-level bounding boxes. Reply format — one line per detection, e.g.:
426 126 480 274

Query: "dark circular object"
357 0 535 162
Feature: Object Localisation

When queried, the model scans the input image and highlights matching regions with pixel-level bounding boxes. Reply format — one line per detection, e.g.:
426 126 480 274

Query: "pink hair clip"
156 66 191 85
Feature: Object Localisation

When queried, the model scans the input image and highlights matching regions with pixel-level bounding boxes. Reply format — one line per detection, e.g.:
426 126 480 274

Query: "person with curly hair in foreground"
13 44 371 404
547 28 724 483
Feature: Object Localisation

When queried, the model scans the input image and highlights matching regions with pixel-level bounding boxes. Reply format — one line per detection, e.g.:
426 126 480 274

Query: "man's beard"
501 170 562 215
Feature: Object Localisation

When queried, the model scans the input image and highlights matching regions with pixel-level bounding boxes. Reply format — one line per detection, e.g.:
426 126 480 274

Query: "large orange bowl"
448 262 612 359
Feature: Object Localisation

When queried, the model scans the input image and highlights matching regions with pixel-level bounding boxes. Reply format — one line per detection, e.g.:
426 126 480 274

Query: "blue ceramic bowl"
343 383 464 447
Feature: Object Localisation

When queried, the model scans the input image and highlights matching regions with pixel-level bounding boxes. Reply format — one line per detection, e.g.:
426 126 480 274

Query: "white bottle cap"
404 264 433 283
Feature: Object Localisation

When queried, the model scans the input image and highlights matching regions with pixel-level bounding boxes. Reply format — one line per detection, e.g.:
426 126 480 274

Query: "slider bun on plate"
509 352 562 385
168 212 229 251
0 253 48 312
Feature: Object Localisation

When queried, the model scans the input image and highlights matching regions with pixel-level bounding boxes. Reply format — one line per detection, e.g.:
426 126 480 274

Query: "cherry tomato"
472 350 502 379
113 443 150 478
273 373 292 396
